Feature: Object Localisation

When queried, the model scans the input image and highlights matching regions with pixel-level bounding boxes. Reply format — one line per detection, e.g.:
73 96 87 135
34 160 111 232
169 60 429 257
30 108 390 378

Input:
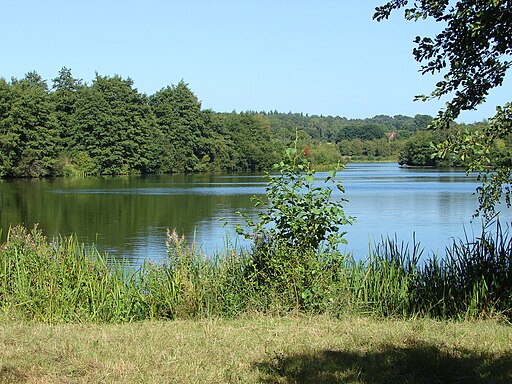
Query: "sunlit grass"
1 315 511 383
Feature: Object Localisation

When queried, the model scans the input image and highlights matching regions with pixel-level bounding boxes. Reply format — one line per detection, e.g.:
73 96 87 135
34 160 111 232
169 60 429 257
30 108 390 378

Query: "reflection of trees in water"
0 175 263 262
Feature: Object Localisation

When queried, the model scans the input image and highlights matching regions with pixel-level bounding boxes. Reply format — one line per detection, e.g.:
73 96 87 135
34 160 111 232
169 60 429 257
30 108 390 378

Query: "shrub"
236 138 354 309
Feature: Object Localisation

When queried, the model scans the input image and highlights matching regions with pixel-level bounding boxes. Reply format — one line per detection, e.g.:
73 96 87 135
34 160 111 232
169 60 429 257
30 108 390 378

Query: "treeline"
1 68 443 177
0 69 277 177
264 110 432 141
397 120 512 168
262 111 433 162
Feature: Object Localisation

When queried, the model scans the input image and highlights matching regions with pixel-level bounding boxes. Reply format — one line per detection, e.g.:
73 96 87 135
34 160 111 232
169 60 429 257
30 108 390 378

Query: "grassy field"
1 315 511 384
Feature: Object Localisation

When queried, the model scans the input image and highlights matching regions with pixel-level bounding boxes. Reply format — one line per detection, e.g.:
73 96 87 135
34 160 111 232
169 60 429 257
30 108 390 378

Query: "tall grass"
342 236 423 318
1 223 511 323
420 222 512 319
0 225 144 322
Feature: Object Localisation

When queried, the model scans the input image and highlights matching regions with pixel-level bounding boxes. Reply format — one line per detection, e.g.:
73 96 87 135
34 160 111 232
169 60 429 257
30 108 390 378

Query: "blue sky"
2 0 509 123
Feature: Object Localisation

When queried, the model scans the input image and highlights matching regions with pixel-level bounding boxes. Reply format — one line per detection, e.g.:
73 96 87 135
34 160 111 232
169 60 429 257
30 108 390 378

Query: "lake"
0 163 509 265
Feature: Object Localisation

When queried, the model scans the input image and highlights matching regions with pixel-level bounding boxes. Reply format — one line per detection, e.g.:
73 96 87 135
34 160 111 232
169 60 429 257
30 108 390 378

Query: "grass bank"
1 315 511 383
1 224 511 322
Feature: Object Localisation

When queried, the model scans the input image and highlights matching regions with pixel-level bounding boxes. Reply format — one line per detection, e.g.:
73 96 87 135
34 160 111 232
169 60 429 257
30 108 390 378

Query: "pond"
0 163 509 265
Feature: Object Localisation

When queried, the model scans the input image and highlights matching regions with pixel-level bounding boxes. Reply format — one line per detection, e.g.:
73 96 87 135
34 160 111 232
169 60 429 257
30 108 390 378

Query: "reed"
348 222 512 320
0 225 144 322
419 221 512 319
1 223 511 322
345 236 422 318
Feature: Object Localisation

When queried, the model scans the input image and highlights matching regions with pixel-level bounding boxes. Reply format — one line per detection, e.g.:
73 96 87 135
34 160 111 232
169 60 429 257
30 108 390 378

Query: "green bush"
235 139 354 309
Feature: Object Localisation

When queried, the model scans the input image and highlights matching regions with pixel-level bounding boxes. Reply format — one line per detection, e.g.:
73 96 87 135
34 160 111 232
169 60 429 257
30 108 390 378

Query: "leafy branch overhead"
375 0 512 218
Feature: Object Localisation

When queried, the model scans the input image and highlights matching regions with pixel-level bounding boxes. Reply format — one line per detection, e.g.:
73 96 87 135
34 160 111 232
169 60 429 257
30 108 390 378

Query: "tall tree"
51 67 82 144
72 74 158 175
0 78 15 176
222 112 277 172
336 123 385 141
1 72 57 177
374 0 512 218
198 109 239 172
151 81 204 173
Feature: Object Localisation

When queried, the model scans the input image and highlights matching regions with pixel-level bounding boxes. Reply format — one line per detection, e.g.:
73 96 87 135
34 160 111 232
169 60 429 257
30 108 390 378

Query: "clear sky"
2 0 509 123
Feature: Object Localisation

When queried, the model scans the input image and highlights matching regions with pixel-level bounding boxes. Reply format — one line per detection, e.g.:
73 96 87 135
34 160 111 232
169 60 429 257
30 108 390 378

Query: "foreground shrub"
235 137 354 311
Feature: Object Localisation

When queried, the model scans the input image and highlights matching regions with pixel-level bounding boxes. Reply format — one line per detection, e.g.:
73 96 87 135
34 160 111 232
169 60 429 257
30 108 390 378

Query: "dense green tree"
338 138 364 158
336 123 385 141
0 79 15 176
264 112 429 144
375 0 512 217
72 74 158 175
0 67 443 178
305 142 342 166
151 81 205 173
199 109 240 172
398 131 439 167
412 114 434 130
50 67 85 175
1 72 57 177
222 112 277 172
338 136 404 160
51 67 82 141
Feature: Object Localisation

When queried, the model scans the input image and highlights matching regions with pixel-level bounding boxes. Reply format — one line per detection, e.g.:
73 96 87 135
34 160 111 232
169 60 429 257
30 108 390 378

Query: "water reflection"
0 163 509 265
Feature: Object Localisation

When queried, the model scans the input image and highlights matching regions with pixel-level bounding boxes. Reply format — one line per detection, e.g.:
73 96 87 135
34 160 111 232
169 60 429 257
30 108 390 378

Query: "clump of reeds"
349 222 512 320
419 221 512 319
0 225 143 322
344 236 423 318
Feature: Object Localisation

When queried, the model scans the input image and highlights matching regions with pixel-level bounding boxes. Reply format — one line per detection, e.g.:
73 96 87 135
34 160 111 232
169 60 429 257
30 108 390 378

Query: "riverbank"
2 224 512 323
1 315 510 383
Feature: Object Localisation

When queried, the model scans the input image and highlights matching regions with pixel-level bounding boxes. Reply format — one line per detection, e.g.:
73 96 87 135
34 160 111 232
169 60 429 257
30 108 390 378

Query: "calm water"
0 163 509 265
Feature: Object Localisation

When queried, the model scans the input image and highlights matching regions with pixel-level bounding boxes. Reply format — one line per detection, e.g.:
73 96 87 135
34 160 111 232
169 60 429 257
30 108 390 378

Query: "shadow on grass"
254 340 512 384
0 366 28 384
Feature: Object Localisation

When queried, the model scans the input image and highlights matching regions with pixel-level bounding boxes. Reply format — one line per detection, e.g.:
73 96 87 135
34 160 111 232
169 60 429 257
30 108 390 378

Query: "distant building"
386 131 397 141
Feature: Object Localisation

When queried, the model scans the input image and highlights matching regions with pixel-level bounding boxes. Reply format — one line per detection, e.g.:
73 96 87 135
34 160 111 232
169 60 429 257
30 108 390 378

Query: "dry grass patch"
1 315 511 383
